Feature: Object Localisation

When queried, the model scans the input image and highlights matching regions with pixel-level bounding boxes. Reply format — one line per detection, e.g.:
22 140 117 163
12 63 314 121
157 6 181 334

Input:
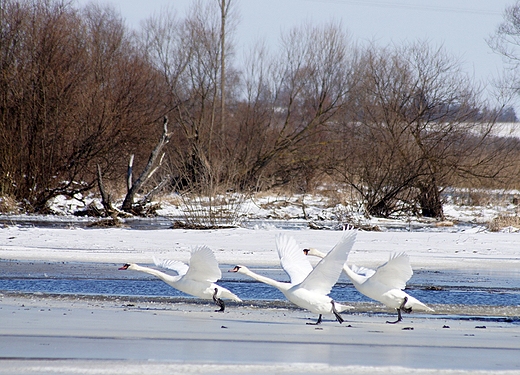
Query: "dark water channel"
1 260 518 317
1 277 518 308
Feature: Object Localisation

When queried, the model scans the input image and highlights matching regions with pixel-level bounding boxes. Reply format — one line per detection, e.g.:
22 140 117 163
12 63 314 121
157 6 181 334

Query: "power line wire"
304 0 504 16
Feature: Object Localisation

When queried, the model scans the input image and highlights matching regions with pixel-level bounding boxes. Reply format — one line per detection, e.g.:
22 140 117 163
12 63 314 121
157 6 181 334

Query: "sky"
75 0 516 102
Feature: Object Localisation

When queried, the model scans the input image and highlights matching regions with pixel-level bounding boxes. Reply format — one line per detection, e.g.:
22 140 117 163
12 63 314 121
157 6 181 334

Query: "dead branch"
137 175 171 207
121 116 172 212
127 154 134 192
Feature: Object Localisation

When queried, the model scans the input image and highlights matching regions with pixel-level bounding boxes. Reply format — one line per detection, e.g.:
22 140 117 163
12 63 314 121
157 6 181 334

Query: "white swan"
119 245 242 311
303 248 433 323
229 230 357 325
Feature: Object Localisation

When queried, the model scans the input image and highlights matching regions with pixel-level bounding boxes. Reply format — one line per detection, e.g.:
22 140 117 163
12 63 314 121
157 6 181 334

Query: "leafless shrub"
488 214 520 232
444 187 519 208
0 196 20 214
175 191 247 228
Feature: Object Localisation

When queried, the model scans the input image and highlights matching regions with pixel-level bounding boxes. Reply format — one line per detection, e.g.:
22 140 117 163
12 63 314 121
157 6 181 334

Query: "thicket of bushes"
2 0 520 221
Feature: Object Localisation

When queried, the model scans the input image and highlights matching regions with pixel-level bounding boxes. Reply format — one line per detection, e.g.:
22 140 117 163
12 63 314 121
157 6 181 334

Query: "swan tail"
406 296 434 312
226 291 243 302
218 288 243 302
335 302 354 312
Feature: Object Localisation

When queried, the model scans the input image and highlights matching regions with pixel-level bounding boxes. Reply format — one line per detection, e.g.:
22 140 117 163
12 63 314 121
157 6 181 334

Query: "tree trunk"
97 164 115 216
417 179 444 219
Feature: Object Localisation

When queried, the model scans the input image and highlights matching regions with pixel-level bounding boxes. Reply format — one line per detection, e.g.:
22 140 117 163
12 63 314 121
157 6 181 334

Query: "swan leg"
331 301 344 324
307 314 323 325
402 300 412 314
212 288 225 312
400 296 412 313
386 297 408 324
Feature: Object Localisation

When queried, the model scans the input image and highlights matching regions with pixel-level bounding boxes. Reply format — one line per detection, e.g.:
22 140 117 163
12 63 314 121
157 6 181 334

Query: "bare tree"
0 0 165 212
140 1 242 225
488 1 520 113
233 21 356 191
488 2 520 72
333 41 509 218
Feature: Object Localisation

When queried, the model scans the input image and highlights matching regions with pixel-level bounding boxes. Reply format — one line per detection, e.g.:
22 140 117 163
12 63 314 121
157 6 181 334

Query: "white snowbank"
1 226 519 272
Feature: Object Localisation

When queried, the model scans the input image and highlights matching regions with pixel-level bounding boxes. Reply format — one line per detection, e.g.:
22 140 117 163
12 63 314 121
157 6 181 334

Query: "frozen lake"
1 221 519 324
1 223 520 373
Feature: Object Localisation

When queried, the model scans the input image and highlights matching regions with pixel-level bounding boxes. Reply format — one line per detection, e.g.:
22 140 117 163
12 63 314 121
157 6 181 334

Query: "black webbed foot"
386 315 402 324
306 314 323 325
214 299 225 312
400 296 412 314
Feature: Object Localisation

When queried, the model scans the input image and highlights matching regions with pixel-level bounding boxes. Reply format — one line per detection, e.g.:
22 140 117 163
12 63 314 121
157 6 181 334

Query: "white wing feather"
153 256 189 276
276 234 313 285
369 252 413 290
300 229 357 295
183 245 222 283
351 264 376 278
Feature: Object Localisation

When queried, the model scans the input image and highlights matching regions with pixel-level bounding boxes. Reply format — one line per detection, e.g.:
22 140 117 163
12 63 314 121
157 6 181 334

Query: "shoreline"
1 258 519 320
1 291 519 321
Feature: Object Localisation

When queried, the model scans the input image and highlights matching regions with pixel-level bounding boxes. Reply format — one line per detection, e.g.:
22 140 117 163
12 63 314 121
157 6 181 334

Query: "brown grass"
0 196 20 213
488 214 520 232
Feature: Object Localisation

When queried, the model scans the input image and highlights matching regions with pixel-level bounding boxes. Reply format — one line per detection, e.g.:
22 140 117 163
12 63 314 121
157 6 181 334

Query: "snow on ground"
41 189 520 231
1 192 519 272
1 220 519 273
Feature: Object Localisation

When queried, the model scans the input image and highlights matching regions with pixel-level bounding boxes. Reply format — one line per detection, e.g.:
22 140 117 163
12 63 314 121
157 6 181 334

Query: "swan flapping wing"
370 252 413 290
183 245 222 282
276 234 313 285
153 256 189 276
300 229 357 295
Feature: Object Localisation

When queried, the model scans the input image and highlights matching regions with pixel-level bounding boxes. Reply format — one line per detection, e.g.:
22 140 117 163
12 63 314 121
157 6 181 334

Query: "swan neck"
241 268 288 290
131 264 178 283
342 264 365 284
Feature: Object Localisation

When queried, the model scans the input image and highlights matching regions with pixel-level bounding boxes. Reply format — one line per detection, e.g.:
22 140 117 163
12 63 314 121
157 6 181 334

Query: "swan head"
118 263 134 270
228 265 246 273
302 248 325 258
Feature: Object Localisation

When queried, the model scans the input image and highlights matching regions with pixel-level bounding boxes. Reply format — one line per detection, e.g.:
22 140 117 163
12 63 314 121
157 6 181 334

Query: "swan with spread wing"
119 245 241 312
230 229 357 324
303 248 433 323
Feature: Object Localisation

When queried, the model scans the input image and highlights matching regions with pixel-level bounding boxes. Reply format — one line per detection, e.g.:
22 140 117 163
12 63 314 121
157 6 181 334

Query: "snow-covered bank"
36 189 520 232
1 226 519 272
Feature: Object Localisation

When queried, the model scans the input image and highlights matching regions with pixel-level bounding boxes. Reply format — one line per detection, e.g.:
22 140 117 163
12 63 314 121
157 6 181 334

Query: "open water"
0 260 518 322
